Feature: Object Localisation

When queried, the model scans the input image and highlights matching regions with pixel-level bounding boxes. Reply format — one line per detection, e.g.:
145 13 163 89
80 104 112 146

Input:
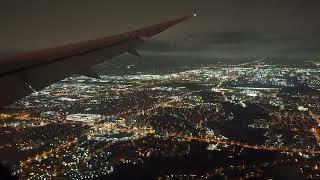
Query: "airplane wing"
0 15 193 107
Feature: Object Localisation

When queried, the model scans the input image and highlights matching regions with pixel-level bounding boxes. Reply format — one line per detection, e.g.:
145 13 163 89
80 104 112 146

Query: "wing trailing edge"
0 15 193 106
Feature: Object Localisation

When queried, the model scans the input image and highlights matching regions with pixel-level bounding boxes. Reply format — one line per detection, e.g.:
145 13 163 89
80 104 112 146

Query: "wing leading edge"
0 15 193 106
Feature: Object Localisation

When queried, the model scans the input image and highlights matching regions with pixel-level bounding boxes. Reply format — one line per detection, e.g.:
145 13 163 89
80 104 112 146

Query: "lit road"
15 79 320 178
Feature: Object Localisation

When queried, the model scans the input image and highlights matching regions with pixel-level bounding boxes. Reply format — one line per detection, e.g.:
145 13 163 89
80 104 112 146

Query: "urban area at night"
0 59 319 179
1 1 320 179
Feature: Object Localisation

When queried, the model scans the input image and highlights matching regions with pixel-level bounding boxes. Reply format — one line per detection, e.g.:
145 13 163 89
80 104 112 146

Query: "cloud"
141 30 320 58
0 49 18 56
142 31 265 52
207 32 262 44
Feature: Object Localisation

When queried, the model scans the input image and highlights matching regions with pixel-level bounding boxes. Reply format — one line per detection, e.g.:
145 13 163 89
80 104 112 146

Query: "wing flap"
80 69 101 79
0 74 33 106
17 38 143 91
0 15 193 106
0 16 192 75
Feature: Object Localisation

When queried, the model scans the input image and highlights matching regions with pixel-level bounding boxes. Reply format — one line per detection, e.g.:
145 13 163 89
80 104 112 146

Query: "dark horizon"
1 0 320 60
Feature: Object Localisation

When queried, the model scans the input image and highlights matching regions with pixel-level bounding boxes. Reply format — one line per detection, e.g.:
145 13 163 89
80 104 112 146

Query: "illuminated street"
0 60 319 179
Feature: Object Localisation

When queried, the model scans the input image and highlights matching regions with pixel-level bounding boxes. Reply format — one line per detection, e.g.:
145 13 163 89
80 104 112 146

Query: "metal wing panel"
0 74 33 107
17 38 143 91
0 15 192 106
0 16 192 75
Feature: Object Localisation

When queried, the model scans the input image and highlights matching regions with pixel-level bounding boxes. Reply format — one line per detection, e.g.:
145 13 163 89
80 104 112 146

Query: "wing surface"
0 16 192 106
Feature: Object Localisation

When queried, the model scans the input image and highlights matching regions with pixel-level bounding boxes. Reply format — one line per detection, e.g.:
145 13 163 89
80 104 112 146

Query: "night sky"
1 0 320 60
